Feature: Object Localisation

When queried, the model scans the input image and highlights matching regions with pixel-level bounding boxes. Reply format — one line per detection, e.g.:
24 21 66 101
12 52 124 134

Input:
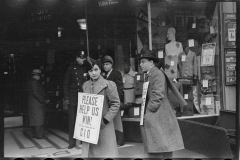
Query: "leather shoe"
68 145 75 149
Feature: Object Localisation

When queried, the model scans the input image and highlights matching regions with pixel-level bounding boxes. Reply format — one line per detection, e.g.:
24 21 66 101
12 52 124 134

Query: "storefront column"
235 2 240 159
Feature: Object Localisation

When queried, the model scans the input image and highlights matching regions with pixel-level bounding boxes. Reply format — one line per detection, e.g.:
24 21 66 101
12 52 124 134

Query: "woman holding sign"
81 60 120 158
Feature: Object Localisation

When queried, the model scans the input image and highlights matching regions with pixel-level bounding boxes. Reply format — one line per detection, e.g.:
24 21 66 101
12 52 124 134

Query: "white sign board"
140 81 149 125
228 28 236 41
74 93 104 144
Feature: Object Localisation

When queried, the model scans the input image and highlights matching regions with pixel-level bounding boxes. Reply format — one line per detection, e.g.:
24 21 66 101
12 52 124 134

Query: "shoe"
68 145 75 149
35 136 47 139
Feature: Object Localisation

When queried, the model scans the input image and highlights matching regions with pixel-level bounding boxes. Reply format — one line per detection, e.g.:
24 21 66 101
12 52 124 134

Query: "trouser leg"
31 126 36 137
68 105 77 146
35 125 43 137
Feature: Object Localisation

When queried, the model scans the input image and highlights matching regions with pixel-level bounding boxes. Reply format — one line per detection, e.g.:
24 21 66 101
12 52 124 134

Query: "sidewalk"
4 127 208 158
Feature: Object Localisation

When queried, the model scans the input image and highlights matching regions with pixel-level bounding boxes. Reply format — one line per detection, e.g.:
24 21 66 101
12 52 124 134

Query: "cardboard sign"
203 80 208 87
140 81 149 125
74 93 104 144
188 39 194 47
181 55 186 61
158 51 163 58
205 97 211 105
228 28 236 41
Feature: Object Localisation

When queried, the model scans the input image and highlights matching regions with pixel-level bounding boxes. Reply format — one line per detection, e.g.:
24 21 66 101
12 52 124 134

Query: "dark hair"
86 59 103 72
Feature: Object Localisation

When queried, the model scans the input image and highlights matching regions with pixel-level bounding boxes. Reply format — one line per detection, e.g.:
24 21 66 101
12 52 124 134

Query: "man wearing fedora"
27 69 48 139
139 49 186 158
63 51 91 149
102 55 125 147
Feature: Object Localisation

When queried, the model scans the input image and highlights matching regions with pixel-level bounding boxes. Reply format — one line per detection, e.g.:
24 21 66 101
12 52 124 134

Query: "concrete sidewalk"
70 142 208 158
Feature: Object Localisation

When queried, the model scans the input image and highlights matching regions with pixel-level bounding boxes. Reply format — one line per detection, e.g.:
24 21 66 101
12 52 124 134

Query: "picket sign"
74 93 104 144
140 81 149 126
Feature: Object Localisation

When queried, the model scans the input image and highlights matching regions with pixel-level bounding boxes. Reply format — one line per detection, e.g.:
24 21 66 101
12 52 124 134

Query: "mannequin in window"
164 27 183 79
177 40 197 79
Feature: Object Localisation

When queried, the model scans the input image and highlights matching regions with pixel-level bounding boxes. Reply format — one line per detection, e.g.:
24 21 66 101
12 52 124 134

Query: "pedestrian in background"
82 59 120 158
27 69 48 139
102 55 125 146
139 49 186 158
63 51 90 149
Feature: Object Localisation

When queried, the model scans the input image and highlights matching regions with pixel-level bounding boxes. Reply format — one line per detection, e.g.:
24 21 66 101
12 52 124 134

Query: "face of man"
140 58 153 73
124 65 130 74
88 64 101 81
76 57 85 65
103 62 113 72
34 74 40 80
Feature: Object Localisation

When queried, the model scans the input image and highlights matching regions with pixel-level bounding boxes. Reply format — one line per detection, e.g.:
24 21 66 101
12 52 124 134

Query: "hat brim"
139 56 159 62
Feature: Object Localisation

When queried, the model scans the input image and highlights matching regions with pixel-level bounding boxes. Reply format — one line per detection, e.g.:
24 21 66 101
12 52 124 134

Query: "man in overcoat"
102 55 125 146
27 69 47 139
139 49 186 158
63 51 90 149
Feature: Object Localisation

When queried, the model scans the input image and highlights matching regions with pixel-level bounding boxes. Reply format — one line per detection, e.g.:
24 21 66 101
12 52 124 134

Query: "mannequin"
164 27 183 79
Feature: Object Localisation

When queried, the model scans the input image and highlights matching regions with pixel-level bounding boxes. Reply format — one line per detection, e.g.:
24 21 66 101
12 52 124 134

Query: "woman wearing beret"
139 49 186 158
81 60 120 158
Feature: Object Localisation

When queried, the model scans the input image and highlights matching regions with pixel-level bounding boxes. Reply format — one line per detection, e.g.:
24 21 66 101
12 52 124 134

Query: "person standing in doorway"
63 51 90 149
27 69 48 139
102 55 125 147
139 49 186 158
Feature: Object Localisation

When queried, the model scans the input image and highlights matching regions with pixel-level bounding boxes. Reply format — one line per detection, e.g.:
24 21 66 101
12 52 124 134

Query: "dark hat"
32 69 41 75
102 55 114 64
76 51 86 59
139 49 159 62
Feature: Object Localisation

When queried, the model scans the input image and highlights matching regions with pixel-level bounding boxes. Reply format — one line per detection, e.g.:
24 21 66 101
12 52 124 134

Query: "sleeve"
63 66 71 100
31 80 45 104
147 71 165 112
114 71 124 102
103 81 120 122
193 53 198 77
178 52 183 77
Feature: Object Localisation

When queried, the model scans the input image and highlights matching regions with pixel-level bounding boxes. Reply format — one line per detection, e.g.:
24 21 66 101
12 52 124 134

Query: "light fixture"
77 19 87 30
58 27 64 37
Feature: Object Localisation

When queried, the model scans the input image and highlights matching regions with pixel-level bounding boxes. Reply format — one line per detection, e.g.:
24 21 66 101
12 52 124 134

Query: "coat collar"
83 75 108 94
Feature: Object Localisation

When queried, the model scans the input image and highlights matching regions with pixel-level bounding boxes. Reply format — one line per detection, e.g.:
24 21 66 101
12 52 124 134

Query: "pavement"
4 127 208 158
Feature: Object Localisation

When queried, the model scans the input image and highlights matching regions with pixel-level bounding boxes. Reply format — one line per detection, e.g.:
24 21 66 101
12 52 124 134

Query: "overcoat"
105 69 125 145
81 76 120 158
140 67 185 153
27 77 45 126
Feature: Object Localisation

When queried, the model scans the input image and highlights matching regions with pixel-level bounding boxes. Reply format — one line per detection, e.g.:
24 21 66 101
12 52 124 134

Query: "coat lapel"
83 76 108 94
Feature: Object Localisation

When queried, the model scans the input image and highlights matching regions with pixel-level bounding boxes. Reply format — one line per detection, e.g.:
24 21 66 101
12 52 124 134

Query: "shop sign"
201 43 216 66
74 93 104 144
224 13 236 48
98 0 123 7
225 49 236 85
31 8 52 22
137 10 159 27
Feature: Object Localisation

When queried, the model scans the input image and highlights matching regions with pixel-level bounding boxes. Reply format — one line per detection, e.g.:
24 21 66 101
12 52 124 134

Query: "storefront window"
136 1 223 117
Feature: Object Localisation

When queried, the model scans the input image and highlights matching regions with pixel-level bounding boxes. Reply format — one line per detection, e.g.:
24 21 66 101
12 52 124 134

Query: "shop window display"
134 1 222 117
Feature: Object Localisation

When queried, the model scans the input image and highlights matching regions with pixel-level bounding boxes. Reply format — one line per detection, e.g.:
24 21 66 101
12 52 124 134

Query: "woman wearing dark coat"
81 60 120 158
27 69 47 139
139 50 186 158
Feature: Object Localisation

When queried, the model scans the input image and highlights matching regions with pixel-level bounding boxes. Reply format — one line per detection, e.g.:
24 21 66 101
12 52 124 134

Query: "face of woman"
88 64 101 80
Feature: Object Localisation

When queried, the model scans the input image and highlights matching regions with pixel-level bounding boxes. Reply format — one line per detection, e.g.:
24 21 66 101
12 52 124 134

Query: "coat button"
75 73 77 74
78 83 80 85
